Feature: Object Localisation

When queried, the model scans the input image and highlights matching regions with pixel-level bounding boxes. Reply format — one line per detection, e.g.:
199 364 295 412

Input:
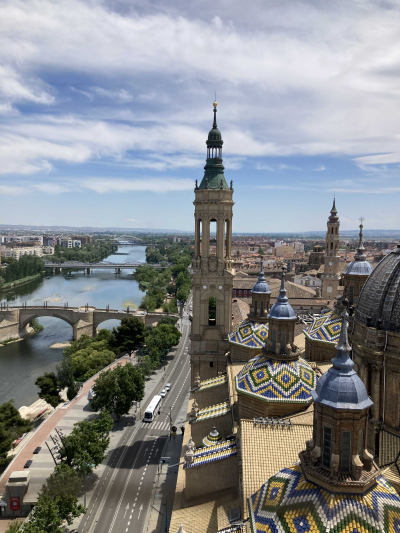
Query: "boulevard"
76 297 192 533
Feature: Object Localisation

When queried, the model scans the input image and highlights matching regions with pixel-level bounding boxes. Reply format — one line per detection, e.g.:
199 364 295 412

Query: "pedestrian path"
140 420 171 431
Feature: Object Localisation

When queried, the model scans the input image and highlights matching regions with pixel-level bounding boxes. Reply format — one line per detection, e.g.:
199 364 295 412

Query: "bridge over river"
43 261 169 273
0 305 179 342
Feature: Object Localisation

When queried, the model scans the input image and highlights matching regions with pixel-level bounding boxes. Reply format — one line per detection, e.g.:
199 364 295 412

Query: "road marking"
123 503 129 519
138 504 143 520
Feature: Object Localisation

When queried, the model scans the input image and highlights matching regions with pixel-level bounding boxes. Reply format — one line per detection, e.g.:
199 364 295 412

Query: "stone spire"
268 268 296 321
198 101 229 190
354 217 366 261
329 197 339 222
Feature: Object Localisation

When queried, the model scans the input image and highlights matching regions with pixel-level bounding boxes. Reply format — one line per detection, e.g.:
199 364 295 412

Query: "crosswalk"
140 420 171 431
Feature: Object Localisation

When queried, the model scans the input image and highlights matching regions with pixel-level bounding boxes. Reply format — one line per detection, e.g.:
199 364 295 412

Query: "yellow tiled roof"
240 419 312 518
198 375 228 390
192 401 231 423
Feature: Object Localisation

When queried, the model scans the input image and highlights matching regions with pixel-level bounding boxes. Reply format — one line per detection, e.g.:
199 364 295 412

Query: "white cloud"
81 178 195 194
33 183 71 194
313 165 326 171
256 164 274 171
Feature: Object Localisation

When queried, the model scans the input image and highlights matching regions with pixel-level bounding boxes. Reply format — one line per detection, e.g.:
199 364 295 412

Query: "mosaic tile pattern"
192 401 231 423
229 319 269 349
198 375 228 390
304 312 342 344
202 427 222 447
249 463 400 533
235 355 316 404
184 439 237 469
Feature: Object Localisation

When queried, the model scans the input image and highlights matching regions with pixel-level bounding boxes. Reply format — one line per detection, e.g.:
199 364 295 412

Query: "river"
0 245 146 409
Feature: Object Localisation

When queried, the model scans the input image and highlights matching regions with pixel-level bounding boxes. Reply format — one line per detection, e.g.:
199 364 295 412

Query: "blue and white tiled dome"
228 319 269 350
235 354 316 404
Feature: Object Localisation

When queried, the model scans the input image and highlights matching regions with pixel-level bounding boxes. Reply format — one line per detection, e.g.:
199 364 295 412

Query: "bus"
143 395 162 422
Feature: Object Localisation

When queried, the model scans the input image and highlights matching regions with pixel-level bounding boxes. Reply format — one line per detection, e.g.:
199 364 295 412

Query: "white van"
165 383 171 391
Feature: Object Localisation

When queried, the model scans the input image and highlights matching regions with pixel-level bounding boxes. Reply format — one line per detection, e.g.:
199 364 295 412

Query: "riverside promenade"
0 356 133 531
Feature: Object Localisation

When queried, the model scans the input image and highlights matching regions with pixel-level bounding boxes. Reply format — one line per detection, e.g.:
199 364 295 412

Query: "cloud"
81 178 195 194
313 165 326 171
33 183 71 194
256 164 274 171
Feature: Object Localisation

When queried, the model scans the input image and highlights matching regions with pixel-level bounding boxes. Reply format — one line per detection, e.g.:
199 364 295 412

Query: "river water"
0 246 146 408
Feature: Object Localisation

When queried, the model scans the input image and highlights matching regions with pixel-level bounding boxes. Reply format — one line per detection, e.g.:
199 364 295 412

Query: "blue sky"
1 0 400 232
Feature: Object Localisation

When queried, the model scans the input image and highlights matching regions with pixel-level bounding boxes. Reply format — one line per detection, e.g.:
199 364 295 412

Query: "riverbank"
0 326 35 347
0 273 43 292
50 341 71 349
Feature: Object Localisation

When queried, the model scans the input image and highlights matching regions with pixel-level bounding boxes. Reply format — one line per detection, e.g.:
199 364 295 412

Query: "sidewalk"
145 385 191 533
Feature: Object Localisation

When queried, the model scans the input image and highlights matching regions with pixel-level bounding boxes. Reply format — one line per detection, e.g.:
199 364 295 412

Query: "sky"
1 0 400 232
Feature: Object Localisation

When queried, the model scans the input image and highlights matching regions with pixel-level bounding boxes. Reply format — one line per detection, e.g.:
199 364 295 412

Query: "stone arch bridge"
0 306 179 342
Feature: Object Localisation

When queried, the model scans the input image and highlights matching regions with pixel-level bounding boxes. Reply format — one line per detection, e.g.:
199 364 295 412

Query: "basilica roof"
235 354 316 404
248 463 400 533
197 375 228 390
356 244 400 332
191 401 230 424
304 311 342 344
201 426 222 447
228 319 269 349
184 438 237 469
252 265 271 294
268 271 296 320
312 311 373 411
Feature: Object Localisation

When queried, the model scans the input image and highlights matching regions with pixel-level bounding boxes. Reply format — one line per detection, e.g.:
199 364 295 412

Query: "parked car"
165 383 171 391
24 460 32 468
160 389 167 397
33 446 41 454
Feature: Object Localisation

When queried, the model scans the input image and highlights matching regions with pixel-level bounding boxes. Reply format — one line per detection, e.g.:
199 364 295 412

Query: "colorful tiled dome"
248 463 400 533
201 426 222 447
304 311 341 344
235 354 316 404
228 319 269 349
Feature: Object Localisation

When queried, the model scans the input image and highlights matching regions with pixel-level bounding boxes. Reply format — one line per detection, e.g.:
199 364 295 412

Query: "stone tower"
190 101 234 386
321 199 341 299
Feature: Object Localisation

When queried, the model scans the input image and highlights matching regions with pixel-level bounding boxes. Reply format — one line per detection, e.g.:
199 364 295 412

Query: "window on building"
330 242 333 250
349 286 354 305
331 227 334 234
323 427 332 468
210 362 214 368
210 219 217 255
254 300 258 316
280 331 287 354
341 431 351 472
260 301 264 317
208 296 216 326
358 428 364 458
239 289 242 295
272 329 277 352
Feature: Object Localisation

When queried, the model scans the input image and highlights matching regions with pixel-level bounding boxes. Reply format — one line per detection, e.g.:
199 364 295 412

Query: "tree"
91 364 145 420
23 494 63 533
138 355 153 377
145 323 181 367
5 520 24 533
35 373 61 407
158 316 179 326
0 402 32 472
56 353 80 400
112 316 145 354
41 464 85 524
71 344 115 382
61 411 113 475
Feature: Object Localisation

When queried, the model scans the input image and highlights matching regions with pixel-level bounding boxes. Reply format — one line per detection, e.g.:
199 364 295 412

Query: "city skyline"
1 0 400 231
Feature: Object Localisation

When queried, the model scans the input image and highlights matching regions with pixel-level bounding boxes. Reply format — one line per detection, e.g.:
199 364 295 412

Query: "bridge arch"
20 312 75 331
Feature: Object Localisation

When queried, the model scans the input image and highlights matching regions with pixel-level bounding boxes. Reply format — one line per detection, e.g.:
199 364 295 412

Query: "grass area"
0 272 43 291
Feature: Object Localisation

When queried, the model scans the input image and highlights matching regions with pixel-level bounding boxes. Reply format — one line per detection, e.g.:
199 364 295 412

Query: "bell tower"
321 198 341 299
190 101 234 386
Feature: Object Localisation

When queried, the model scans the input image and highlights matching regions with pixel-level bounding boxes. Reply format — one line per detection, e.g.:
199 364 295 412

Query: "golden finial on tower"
213 100 217 107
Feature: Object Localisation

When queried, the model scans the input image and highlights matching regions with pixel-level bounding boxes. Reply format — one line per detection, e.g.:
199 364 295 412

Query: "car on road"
160 389 167 397
33 446 41 454
165 383 171 391
24 460 32 468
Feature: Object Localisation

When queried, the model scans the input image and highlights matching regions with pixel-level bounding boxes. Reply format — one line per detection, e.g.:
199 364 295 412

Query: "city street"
77 298 192 533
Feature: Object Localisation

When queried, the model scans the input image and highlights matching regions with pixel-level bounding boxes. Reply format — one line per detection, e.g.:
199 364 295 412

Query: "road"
77 297 192 533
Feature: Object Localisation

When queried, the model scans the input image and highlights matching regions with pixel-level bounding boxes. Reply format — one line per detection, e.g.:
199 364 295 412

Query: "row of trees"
0 255 44 285
133 242 193 312
46 241 117 264
6 411 115 533
34 316 181 408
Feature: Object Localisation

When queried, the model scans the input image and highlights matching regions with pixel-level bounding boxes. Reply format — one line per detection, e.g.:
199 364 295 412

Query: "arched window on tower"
331 227 334 234
260 301 264 317
208 296 216 326
272 329 277 352
196 219 202 258
210 220 217 256
341 431 352 472
323 427 332 468
254 300 258 316
330 242 333 250
349 286 354 305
